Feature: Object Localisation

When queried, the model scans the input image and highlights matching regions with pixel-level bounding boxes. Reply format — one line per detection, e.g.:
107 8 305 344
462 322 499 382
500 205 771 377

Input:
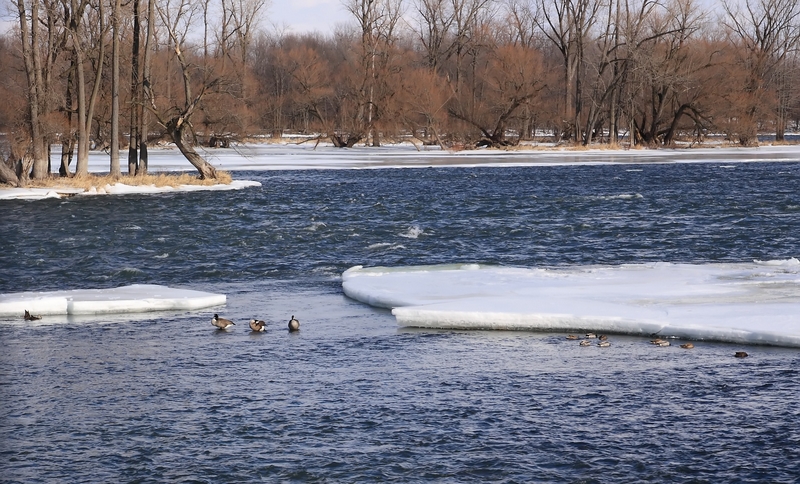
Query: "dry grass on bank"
26 171 233 190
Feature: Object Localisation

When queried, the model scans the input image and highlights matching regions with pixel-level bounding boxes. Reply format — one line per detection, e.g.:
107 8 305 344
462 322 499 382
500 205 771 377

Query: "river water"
2 161 800 481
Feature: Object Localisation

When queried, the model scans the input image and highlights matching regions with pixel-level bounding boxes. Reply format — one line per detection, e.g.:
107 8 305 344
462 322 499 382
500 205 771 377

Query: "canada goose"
579 339 592 346
566 334 579 340
597 340 611 347
212 314 235 330
249 319 266 332
24 310 41 321
680 343 694 349
288 315 300 332
734 351 748 358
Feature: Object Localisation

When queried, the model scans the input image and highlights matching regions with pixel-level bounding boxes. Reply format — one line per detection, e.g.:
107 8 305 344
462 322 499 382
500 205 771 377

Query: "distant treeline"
2 0 800 182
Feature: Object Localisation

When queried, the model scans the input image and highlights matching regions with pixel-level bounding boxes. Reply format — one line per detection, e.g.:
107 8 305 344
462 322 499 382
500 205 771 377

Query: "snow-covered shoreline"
3 142 800 200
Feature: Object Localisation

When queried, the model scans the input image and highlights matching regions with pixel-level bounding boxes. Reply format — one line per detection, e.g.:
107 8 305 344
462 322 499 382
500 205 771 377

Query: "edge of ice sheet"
341 261 800 347
0 284 226 317
0 180 261 201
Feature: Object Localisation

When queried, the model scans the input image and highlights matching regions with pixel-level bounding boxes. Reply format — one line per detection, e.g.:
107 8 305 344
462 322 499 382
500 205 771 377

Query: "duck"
650 338 668 345
579 339 592 346
566 334 579 340
249 319 266 332
211 314 235 330
680 343 694 349
288 315 300 332
597 340 611 347
734 351 748 358
585 333 597 339
598 334 608 341
24 310 42 321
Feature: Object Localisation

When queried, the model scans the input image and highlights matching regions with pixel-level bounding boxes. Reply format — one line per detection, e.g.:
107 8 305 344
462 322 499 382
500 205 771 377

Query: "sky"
266 0 352 34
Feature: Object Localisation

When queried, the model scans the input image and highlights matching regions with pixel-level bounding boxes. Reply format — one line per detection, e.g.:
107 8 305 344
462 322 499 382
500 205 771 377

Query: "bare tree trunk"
0 157 20 186
148 6 219 179
16 0 48 179
138 0 155 176
168 121 217 179
60 66 75 177
72 18 89 175
110 0 121 177
129 0 141 175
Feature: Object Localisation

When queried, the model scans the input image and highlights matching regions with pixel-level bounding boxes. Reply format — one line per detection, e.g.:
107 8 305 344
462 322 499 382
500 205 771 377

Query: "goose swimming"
249 319 266 332
288 315 300 332
24 310 41 321
212 314 235 330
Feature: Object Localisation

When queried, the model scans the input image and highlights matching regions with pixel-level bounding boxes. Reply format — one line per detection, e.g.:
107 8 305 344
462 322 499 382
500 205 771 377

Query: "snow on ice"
342 259 800 347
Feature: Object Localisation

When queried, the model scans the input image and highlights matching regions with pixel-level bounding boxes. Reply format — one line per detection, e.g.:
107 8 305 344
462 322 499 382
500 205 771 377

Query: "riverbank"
3 141 800 199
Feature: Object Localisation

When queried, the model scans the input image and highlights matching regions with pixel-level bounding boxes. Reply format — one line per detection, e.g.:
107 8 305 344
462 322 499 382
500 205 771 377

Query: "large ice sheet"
341 261 800 347
0 284 226 317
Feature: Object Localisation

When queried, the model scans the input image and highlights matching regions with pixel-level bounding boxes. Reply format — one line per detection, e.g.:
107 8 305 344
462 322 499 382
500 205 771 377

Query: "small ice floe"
0 284 226 318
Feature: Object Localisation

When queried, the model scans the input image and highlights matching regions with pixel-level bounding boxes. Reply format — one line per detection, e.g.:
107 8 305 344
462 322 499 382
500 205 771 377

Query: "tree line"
1 0 800 184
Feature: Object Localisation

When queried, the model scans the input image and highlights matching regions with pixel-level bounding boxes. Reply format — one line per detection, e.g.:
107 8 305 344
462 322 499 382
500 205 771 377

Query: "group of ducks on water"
23 309 750 357
566 332 749 357
567 332 612 347
24 309 302 333
212 313 300 333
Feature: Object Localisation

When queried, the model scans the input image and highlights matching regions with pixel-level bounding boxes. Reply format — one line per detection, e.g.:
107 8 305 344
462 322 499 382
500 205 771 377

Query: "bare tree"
110 0 122 177
724 0 800 144
13 0 48 180
448 42 547 146
412 0 454 71
68 0 108 176
145 0 219 179
536 0 602 141
343 0 404 146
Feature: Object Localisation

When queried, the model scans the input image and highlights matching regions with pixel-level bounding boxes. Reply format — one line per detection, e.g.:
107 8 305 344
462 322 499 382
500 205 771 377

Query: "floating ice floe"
0 284 226 317
342 260 800 347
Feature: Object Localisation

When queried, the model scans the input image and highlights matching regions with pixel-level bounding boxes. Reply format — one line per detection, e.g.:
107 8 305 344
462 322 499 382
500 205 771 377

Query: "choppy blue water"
2 162 800 482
